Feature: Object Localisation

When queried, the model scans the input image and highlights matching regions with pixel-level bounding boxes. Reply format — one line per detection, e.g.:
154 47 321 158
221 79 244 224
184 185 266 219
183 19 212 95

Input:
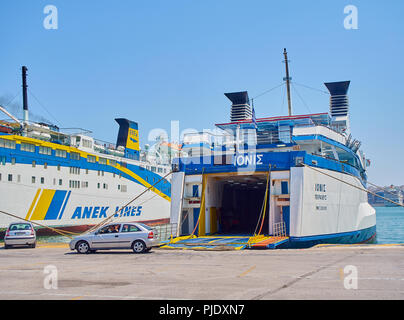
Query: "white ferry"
168 50 376 249
0 67 172 235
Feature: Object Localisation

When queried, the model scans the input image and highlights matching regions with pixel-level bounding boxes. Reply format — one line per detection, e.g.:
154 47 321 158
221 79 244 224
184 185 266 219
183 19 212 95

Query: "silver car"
69 222 159 254
4 222 36 249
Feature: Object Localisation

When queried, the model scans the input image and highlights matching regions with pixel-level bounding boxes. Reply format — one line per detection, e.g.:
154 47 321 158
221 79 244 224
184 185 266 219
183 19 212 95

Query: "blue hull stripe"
45 190 67 220
58 191 71 220
286 225 376 248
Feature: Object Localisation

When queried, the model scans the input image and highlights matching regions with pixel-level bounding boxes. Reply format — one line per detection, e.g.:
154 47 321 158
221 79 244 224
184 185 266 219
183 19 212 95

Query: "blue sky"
0 0 403 185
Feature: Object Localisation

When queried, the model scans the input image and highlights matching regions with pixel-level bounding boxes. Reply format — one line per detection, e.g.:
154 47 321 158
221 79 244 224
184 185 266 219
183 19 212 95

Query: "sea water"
375 206 404 244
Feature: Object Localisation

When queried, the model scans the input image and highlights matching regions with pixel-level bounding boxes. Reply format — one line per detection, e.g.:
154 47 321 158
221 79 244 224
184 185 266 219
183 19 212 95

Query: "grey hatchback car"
4 222 36 249
69 222 159 254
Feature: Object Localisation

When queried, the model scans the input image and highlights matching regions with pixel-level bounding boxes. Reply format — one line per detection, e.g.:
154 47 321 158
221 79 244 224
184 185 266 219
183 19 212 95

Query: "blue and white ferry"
169 57 376 249
0 67 172 234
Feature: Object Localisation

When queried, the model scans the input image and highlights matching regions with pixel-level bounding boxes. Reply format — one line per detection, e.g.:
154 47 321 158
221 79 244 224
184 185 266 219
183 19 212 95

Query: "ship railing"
154 223 178 242
273 221 287 237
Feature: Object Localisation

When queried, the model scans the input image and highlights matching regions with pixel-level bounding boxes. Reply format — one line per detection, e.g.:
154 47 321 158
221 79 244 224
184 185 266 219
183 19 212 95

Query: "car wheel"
76 241 90 254
132 240 146 253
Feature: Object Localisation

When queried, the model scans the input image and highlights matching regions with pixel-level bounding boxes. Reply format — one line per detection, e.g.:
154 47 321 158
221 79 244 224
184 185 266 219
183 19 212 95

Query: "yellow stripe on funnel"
30 189 56 221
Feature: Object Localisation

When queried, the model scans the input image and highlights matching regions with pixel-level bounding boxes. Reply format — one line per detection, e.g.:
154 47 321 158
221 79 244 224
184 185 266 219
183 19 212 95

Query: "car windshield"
137 223 153 230
9 223 32 231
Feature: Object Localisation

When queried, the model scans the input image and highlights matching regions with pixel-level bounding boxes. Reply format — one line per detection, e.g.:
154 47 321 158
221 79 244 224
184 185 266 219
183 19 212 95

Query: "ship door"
215 174 270 235
272 179 290 236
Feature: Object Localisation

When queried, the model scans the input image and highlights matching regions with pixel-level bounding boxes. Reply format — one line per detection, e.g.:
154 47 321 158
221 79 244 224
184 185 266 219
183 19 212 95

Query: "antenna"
283 48 292 116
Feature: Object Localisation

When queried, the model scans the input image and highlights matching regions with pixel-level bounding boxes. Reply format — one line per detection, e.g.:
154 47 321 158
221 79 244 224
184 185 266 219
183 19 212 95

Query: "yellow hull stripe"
115 164 171 202
30 189 56 220
25 189 42 220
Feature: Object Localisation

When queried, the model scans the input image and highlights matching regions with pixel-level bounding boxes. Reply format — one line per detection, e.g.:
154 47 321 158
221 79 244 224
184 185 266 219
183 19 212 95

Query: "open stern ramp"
160 235 289 250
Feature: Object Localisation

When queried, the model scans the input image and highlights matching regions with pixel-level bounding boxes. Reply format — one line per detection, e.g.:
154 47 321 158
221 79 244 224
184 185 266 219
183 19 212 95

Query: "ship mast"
283 48 292 116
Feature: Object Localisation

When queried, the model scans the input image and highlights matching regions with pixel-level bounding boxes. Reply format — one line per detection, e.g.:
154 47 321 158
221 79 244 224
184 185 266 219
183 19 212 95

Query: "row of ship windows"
0 139 167 173
0 139 115 165
0 173 128 191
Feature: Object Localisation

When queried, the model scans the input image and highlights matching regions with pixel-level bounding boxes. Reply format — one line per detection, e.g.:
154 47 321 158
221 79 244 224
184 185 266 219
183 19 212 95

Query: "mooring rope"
0 210 76 239
86 170 173 233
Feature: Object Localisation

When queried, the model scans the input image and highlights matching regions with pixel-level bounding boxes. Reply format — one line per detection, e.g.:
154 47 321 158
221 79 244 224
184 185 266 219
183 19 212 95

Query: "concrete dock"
0 243 403 300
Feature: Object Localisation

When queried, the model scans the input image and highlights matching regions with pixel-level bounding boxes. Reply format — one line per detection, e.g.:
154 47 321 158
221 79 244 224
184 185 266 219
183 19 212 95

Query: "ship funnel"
224 91 252 122
22 66 29 123
324 81 350 134
115 118 140 160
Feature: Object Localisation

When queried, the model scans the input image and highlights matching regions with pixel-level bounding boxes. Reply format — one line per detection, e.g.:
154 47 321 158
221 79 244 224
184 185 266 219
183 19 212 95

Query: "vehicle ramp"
250 236 289 249
160 235 289 250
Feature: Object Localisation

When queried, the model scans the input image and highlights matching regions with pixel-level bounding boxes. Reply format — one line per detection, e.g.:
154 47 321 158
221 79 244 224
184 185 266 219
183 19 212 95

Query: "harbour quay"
0 244 403 300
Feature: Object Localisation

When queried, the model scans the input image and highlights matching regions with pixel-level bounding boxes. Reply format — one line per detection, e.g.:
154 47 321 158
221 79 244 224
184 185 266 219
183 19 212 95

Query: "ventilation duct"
224 91 252 122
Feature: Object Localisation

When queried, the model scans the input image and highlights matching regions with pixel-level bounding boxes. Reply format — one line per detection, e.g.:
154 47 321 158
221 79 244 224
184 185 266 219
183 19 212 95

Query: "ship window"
82 139 92 148
281 181 289 194
32 176 36 183
0 139 16 149
44 163 48 169
118 185 120 190
70 167 80 174
158 167 163 173
57 164 61 171
32 161 36 167
55 149 67 158
59 179 62 186
97 183 100 189
11 157 16 165
87 155 96 163
21 143 35 152
103 183 108 189
109 159 117 166
151 166 156 172
99 157 107 165
41 177 45 184
7 174 12 181
0 173 1 181
0 156 5 165
70 152 80 160
39 146 52 155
